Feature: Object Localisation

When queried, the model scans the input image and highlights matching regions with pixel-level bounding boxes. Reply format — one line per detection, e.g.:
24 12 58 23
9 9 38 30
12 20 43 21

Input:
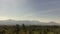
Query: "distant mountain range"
0 19 60 25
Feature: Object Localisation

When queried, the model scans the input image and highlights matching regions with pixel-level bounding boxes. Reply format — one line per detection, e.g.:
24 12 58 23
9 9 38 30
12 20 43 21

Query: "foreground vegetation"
0 24 60 34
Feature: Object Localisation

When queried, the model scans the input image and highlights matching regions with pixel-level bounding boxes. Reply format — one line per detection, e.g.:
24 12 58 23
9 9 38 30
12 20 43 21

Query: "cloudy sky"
0 0 60 23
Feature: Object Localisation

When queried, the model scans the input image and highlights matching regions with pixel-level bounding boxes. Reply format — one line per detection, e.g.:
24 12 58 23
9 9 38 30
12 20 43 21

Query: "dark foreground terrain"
0 24 60 34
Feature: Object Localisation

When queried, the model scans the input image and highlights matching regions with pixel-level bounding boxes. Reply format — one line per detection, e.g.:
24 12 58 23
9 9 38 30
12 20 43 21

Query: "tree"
22 24 27 34
16 24 20 34
22 24 26 30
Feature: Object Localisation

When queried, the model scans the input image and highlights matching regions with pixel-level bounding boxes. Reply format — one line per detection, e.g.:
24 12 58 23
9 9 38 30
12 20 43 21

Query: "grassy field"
0 24 60 34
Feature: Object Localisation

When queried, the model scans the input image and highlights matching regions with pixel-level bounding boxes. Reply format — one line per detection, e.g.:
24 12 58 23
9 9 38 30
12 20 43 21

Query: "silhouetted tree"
16 24 20 34
22 24 27 34
22 24 26 30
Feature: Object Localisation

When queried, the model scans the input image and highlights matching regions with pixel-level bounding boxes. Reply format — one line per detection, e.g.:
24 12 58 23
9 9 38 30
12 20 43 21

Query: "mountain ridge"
0 19 60 25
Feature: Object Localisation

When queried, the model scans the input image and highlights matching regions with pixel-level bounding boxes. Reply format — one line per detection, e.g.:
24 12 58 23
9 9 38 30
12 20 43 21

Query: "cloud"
0 0 60 23
0 0 27 16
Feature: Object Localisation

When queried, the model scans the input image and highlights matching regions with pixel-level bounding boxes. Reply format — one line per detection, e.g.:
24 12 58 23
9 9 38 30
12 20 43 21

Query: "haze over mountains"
0 19 60 25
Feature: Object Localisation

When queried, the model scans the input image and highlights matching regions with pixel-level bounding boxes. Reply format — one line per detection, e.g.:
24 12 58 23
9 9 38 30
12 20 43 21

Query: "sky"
0 0 60 23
